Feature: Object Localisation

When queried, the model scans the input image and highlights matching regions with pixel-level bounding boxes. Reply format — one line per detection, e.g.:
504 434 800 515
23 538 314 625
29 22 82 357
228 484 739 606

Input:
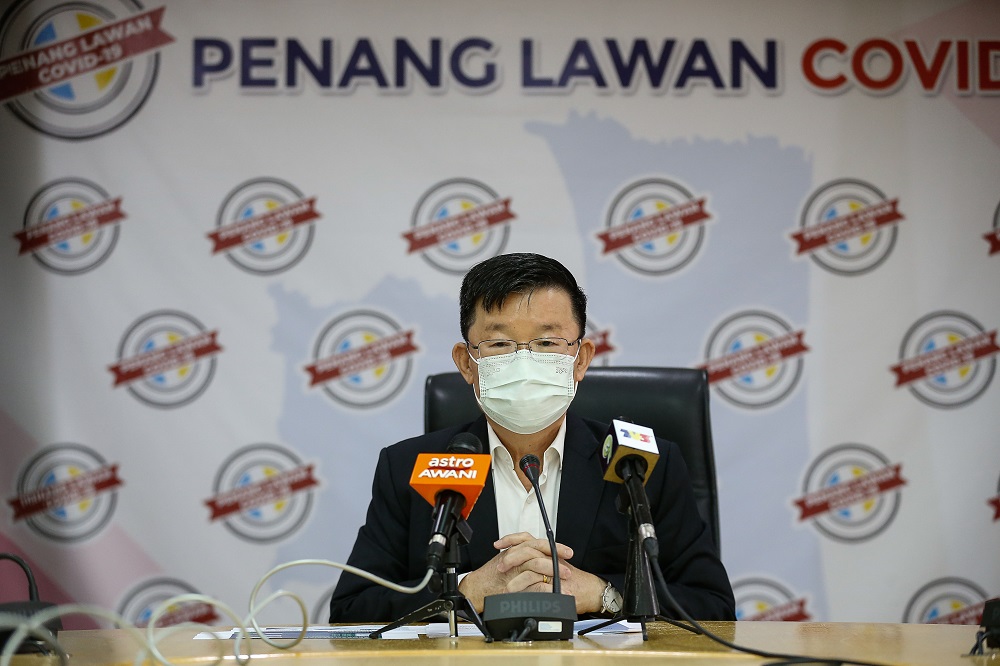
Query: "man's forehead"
473 289 575 331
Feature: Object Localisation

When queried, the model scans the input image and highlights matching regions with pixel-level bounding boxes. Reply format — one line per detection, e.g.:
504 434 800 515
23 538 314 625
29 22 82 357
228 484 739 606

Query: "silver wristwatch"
600 580 623 615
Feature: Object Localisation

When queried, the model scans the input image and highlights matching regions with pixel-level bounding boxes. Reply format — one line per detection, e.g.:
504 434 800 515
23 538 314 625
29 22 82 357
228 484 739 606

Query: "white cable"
0 560 435 663
246 559 435 649
142 594 252 666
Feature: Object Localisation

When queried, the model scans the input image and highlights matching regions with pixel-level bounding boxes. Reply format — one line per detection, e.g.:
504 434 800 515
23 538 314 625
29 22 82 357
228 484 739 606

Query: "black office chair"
424 366 721 554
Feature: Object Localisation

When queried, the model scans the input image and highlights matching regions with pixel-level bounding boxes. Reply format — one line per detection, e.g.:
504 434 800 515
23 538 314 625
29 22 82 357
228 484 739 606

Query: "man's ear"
452 342 475 384
574 337 596 383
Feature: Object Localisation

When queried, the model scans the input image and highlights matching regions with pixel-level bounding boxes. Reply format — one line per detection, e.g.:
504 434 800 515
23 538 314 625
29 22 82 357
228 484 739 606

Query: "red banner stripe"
890 331 999 387
794 464 906 520
7 465 123 520
790 199 903 255
205 465 318 520
699 331 809 384
989 496 1000 522
746 598 811 622
305 330 418 386
14 198 126 255
403 199 514 253
597 198 709 254
207 198 320 253
108 331 222 387
984 229 1000 256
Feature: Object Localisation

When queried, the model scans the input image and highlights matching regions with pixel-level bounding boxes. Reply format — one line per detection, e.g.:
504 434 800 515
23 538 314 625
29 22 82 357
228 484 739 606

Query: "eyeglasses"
466 337 581 359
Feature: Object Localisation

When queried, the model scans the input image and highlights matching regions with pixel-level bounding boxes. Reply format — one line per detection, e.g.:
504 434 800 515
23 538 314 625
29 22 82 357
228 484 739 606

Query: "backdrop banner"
1 0 998 628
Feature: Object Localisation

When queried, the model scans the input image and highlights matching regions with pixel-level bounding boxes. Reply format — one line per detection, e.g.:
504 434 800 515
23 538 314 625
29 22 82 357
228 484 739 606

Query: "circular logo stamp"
204 444 318 543
699 310 809 409
209 178 320 275
890 311 998 409
903 577 988 625
108 310 222 409
118 578 219 628
305 310 418 409
0 0 173 139
598 178 712 276
794 444 906 543
792 179 903 276
404 179 515 274
15 179 126 274
732 577 811 621
8 444 122 542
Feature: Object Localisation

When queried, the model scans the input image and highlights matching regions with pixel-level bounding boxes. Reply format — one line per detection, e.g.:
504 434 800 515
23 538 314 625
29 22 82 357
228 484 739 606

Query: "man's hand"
458 532 605 614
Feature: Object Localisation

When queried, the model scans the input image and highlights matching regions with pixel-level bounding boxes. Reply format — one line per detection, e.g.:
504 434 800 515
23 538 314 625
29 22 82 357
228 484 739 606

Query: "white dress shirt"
485 418 566 540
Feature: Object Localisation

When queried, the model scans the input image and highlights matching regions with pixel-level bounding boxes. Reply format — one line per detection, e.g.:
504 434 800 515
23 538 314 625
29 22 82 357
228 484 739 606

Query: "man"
330 253 735 621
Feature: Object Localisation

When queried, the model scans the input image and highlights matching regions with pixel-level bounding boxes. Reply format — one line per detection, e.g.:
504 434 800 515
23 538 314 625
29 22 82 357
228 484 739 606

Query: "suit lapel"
464 417 500 568
555 415 605 568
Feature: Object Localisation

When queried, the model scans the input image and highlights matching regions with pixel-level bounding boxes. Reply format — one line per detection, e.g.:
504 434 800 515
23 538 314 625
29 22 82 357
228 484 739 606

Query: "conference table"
9 620 992 666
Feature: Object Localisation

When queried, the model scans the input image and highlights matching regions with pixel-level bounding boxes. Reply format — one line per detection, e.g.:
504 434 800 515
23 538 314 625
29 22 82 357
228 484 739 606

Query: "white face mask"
471 349 577 435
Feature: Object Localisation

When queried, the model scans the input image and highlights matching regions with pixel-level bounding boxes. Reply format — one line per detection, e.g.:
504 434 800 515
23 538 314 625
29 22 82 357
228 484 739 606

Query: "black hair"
458 253 587 341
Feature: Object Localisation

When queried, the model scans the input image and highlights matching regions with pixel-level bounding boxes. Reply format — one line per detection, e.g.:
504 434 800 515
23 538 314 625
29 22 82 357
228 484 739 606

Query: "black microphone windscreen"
519 453 540 473
447 432 484 455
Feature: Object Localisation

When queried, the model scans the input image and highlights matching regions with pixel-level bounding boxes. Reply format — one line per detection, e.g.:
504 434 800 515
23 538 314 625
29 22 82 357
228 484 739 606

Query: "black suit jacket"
329 413 735 622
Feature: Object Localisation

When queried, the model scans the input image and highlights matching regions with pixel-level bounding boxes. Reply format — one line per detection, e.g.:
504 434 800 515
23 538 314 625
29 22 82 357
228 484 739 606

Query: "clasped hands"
457 531 604 614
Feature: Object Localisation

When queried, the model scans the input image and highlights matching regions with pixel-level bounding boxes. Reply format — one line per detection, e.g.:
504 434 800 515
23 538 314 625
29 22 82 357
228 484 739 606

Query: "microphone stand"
577 477 660 640
369 516 492 641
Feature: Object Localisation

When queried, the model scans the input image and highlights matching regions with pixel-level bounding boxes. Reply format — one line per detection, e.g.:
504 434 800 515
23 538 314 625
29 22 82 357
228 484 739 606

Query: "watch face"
603 584 623 613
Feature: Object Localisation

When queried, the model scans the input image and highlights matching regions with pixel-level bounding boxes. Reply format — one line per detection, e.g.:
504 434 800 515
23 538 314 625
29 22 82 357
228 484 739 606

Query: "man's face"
452 286 596 397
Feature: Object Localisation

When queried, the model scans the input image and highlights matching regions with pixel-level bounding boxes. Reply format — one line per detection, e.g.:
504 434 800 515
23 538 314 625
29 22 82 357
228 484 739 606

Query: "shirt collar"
485 417 566 476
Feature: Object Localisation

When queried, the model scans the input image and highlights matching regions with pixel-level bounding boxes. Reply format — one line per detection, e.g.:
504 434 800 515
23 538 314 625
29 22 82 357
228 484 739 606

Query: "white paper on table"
194 620 637 641
194 625 389 640
573 620 643 634
193 623 485 641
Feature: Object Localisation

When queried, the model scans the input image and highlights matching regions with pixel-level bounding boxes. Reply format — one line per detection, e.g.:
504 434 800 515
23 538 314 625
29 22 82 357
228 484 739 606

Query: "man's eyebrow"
481 322 564 337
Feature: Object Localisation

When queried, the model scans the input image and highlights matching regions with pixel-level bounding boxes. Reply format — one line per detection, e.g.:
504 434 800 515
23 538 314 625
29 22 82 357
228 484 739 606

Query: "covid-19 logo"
204 444 319 543
208 178 321 275
7 444 123 542
14 178 127 274
890 311 998 409
732 578 811 622
903 578 989 625
118 578 219 628
403 179 516 274
305 310 418 409
791 179 904 276
0 0 173 139
793 444 906 543
108 310 223 408
598 178 712 276
699 310 809 409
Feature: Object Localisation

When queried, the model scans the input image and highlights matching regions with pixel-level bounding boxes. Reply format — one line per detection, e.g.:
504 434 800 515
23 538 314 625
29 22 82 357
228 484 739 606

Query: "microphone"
409 432 491 572
600 419 660 555
481 454 575 641
596 419 662 623
518 454 560 595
